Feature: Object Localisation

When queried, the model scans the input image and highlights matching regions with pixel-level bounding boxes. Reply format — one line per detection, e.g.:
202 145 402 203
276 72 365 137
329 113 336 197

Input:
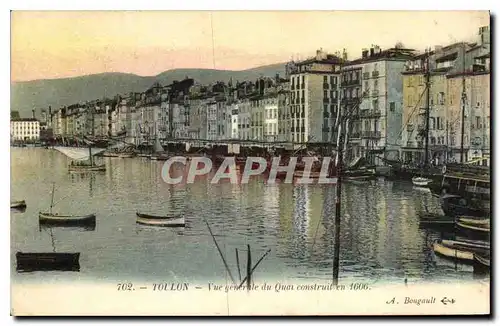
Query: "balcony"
363 72 370 80
372 71 380 78
362 131 382 138
360 109 381 118
341 79 361 87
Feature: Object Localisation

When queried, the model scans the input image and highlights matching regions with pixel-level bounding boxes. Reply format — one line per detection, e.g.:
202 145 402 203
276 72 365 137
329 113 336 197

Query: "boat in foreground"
39 212 96 227
11 200 26 209
136 212 182 220
432 239 474 262
16 252 80 273
473 253 490 268
136 216 185 227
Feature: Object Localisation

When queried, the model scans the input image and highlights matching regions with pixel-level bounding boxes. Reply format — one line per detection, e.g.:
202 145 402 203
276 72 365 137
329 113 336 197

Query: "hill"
11 63 286 117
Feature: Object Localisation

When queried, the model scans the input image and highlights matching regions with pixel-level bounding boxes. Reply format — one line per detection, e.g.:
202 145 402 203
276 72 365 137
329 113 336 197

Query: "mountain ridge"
11 63 287 117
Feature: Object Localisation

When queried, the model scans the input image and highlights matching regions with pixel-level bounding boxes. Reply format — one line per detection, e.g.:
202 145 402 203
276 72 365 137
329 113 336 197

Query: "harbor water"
11 148 484 285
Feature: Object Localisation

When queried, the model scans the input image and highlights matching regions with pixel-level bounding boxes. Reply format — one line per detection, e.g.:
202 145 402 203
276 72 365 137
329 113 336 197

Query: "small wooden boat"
412 176 432 187
433 239 474 262
69 163 106 172
457 217 490 227
39 212 96 227
11 200 26 209
136 216 185 227
136 212 182 220
16 252 80 273
474 254 490 268
456 220 490 233
344 175 376 183
440 239 490 253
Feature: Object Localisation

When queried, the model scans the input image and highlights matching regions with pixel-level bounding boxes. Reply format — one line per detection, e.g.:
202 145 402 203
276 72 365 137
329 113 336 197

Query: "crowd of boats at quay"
11 139 490 275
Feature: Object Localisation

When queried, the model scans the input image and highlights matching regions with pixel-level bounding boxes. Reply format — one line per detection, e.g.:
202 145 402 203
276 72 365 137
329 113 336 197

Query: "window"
364 81 368 90
330 76 334 84
374 63 378 71
374 79 378 89
372 99 379 110
330 91 334 99
324 90 328 98
390 102 395 112
476 116 481 128
323 76 328 83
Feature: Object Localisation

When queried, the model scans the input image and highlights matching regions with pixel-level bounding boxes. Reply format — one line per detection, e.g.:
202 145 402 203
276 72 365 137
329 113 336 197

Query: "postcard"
10 10 491 316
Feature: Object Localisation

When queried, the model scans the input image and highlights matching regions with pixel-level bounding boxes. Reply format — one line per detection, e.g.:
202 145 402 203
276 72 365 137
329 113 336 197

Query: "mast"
460 43 466 163
424 48 431 167
49 182 55 214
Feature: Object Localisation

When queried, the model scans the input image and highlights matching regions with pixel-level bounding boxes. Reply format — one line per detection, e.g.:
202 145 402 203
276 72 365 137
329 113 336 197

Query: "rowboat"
68 163 106 172
412 177 432 187
344 175 376 184
11 200 26 209
457 217 490 227
136 212 182 220
474 254 490 268
16 252 80 273
39 212 96 227
456 221 490 233
432 239 474 261
440 239 490 253
136 216 185 227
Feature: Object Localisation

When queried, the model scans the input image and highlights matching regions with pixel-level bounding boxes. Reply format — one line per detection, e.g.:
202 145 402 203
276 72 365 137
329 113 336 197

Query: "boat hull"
136 212 182 220
136 217 185 227
11 200 27 209
39 212 96 227
16 252 80 273
433 240 474 262
68 164 106 172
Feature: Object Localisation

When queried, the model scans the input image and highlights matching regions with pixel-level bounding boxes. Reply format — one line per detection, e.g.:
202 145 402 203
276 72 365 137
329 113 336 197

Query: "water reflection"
10 148 486 284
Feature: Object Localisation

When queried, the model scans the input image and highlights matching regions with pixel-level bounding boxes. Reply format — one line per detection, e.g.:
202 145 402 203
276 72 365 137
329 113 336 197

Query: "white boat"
136 216 185 227
412 177 432 187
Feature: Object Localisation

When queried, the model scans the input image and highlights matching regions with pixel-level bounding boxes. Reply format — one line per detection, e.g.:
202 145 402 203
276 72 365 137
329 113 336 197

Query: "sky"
11 11 490 82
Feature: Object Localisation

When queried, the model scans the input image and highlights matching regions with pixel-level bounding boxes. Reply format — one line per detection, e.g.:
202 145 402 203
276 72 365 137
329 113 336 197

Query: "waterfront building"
401 25 490 164
238 98 251 140
341 45 415 165
264 94 279 142
206 99 218 140
287 49 343 146
10 117 40 141
277 79 291 143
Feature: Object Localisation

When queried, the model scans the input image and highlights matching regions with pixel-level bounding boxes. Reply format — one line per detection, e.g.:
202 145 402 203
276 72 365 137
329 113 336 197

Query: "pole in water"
246 244 252 291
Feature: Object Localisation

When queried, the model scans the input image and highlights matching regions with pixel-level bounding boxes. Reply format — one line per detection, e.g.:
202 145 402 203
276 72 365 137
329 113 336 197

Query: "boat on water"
11 200 26 209
440 194 484 218
473 253 490 268
418 213 455 227
136 212 182 220
38 183 97 227
136 216 185 227
457 217 490 227
39 212 96 227
118 152 136 158
412 176 432 187
344 175 376 184
150 153 170 161
456 220 490 233
433 239 474 262
16 252 80 273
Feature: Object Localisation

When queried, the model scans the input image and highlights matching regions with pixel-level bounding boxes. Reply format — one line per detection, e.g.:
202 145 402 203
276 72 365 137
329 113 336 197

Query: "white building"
207 101 218 140
264 95 279 142
11 118 40 141
238 99 251 140
288 49 343 145
342 46 415 164
230 104 239 139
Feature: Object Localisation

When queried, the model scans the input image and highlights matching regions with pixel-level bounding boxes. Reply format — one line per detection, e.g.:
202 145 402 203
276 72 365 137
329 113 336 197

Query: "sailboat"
150 136 169 161
38 183 96 228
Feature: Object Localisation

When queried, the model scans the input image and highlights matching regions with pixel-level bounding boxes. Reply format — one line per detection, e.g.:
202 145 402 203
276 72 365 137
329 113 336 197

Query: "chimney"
362 49 369 58
370 47 375 57
32 109 35 119
342 48 348 61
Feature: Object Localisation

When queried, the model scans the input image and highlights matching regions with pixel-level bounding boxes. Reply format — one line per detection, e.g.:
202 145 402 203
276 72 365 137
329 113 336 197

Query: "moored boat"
432 239 474 262
456 220 490 233
412 177 432 187
473 253 490 268
457 217 490 227
136 212 182 220
118 152 136 158
39 212 97 227
16 252 80 273
11 200 26 209
68 163 106 172
136 216 185 227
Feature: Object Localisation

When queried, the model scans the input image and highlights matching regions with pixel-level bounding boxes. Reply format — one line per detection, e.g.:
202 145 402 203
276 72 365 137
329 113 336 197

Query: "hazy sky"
11 11 489 82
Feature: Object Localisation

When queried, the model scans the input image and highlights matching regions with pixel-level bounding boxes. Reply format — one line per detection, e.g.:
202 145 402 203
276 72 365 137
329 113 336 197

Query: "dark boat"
16 252 80 273
440 194 484 218
39 212 96 227
136 212 182 220
11 200 27 209
474 253 490 268
418 213 455 227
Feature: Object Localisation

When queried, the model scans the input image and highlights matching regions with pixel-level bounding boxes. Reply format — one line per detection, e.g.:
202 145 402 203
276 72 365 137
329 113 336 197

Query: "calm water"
11 148 482 285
